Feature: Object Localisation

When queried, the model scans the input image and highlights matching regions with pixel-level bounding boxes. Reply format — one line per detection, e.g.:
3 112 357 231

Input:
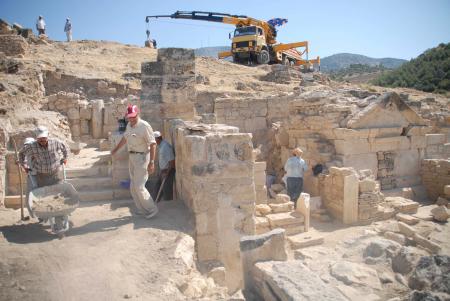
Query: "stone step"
78 188 131 202
66 176 113 191
266 211 304 228
65 166 110 178
288 232 324 250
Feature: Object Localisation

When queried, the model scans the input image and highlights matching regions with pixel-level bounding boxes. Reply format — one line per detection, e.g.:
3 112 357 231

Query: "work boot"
145 207 158 219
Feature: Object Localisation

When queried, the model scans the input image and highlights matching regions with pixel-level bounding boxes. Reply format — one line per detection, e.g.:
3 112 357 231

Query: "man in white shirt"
36 15 46 35
284 148 308 208
111 105 159 219
154 131 175 201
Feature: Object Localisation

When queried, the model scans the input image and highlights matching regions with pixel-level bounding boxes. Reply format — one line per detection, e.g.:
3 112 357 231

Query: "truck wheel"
257 50 270 64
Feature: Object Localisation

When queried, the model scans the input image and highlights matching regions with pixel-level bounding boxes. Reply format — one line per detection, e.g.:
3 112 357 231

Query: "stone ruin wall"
140 48 196 132
421 159 450 202
0 35 28 56
166 119 256 292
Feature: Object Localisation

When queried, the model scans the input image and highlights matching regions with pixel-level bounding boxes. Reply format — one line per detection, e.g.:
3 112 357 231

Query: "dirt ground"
0 200 227 301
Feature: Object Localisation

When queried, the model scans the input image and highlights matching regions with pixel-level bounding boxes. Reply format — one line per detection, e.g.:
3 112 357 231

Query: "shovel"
155 176 167 203
12 138 28 221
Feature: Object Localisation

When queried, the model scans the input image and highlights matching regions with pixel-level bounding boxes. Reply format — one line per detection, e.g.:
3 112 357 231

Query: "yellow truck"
146 11 320 69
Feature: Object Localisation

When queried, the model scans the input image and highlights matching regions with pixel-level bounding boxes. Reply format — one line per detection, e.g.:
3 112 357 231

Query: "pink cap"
126 104 139 118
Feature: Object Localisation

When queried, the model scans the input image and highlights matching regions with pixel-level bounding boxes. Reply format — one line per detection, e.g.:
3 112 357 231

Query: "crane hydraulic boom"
146 10 319 69
146 11 278 44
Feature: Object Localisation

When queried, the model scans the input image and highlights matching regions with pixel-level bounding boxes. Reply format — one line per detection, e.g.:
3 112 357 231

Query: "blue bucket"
120 179 131 189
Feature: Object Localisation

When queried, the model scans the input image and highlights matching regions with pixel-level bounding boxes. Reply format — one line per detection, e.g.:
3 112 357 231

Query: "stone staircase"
255 193 308 236
65 148 131 202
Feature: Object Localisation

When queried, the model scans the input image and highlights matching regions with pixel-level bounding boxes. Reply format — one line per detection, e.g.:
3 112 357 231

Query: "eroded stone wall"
0 35 28 56
422 159 450 202
167 119 256 292
140 48 196 131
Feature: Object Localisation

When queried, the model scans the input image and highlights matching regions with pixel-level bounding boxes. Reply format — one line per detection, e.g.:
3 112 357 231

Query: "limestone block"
157 48 195 62
255 204 272 216
376 127 403 138
343 173 359 224
266 212 304 228
383 231 406 245
288 232 324 249
67 108 80 120
445 185 450 197
410 136 427 149
370 136 410 152
412 233 441 254
395 213 419 225
197 234 218 261
80 120 89 135
252 261 347 301
359 179 377 193
402 187 415 200
342 153 378 179
244 117 266 132
430 205 449 222
274 194 290 204
397 221 416 237
254 161 266 171
97 80 108 90
208 267 227 287
240 229 287 292
296 193 310 231
394 149 420 177
335 139 370 155
253 171 266 185
268 202 293 213
79 107 92 120
426 133 445 145
406 126 431 136
256 189 267 205
91 99 104 139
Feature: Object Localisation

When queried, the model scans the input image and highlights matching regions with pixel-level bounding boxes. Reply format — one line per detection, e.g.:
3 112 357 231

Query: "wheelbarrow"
29 182 80 238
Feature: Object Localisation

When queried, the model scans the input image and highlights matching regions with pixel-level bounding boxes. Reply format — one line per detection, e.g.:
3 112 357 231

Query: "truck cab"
231 25 268 63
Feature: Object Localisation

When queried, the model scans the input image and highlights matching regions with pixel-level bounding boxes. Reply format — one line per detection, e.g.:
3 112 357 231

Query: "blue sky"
1 0 449 59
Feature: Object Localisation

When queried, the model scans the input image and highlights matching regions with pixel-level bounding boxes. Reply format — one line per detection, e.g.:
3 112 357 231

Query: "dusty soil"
0 201 228 301
33 193 77 213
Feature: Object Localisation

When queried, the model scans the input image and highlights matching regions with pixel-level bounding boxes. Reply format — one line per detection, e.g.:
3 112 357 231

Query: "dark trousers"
38 28 45 35
36 169 61 188
287 177 303 207
155 169 175 201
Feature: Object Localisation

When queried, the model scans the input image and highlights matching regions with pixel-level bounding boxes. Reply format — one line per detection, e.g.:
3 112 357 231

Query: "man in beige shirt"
111 105 158 219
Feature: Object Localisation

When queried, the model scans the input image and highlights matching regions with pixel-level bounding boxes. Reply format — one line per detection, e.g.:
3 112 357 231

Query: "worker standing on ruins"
64 18 72 42
284 148 308 208
19 126 69 230
111 105 159 219
36 15 46 35
153 131 175 201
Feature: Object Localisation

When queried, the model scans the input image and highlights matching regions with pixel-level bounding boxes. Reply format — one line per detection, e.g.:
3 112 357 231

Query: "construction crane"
146 11 320 70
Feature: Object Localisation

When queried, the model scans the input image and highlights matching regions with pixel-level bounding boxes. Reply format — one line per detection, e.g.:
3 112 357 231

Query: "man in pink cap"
111 105 159 219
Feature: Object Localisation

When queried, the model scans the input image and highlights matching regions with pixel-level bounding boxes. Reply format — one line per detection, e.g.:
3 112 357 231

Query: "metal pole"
12 138 25 220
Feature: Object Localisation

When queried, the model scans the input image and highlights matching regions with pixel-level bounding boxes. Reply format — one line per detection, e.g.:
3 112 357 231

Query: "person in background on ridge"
153 131 175 202
284 148 308 208
64 18 72 42
111 105 159 219
36 15 46 35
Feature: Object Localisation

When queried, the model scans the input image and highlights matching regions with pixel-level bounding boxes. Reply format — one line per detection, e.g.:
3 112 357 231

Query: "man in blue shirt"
284 148 308 208
154 131 175 201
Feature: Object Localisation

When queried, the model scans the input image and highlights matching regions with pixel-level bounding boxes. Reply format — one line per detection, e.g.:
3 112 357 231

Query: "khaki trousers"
129 153 157 214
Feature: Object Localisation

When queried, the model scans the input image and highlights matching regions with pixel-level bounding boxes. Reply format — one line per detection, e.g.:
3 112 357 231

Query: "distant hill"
372 43 450 93
195 46 229 58
321 53 406 72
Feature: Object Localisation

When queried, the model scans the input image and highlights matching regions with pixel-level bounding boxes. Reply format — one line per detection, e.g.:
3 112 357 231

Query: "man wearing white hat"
19 126 68 188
